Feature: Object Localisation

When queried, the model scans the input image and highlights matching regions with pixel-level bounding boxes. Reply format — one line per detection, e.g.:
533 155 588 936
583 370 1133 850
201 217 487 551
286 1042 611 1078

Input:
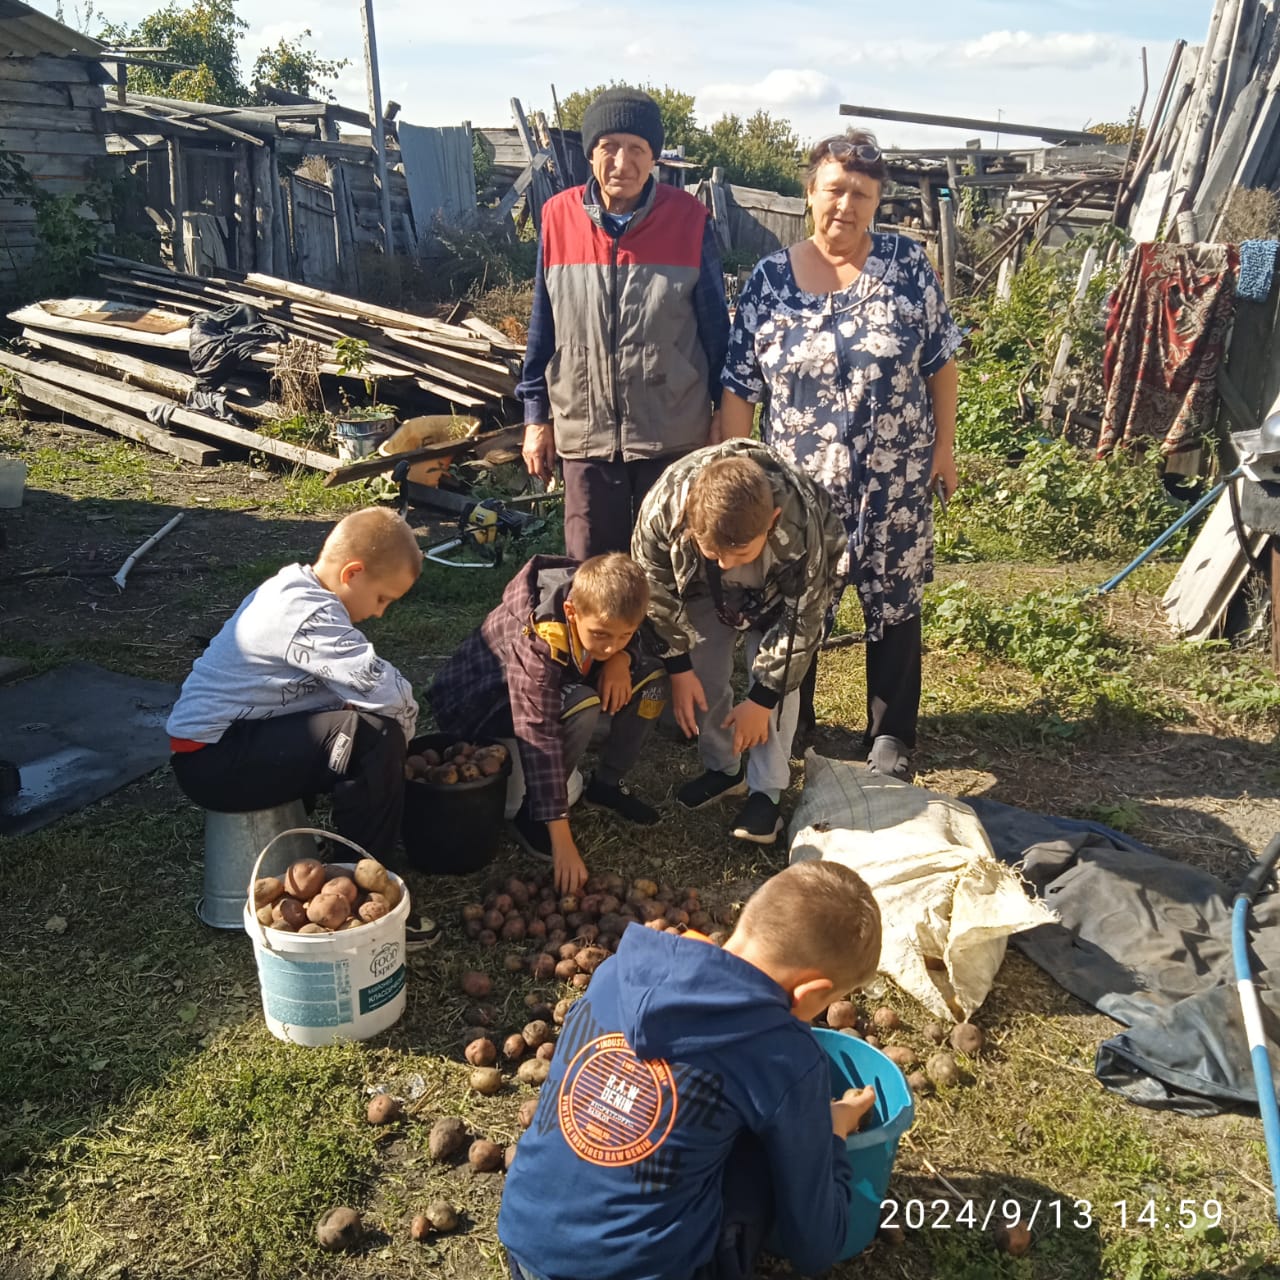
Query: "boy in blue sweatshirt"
498 859 882 1280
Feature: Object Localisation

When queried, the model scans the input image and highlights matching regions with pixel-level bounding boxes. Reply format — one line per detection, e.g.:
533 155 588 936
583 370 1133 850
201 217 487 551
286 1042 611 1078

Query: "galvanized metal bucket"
197 801 312 929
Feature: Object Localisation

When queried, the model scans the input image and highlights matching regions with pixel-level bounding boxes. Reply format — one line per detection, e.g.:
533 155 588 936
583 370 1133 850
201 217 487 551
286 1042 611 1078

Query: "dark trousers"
507 1134 773 1280
561 455 674 560
472 662 667 803
171 709 406 859
862 613 923 750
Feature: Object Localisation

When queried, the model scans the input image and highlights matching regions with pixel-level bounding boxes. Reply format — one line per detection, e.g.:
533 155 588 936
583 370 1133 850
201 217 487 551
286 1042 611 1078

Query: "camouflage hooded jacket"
631 439 846 707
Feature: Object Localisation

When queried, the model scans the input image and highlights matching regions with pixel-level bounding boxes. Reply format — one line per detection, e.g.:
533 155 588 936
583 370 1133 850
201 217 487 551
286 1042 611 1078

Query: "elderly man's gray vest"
541 181 712 461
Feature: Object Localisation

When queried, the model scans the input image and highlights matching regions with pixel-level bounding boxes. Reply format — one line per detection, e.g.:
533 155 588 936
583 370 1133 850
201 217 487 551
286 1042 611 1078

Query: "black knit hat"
581 88 664 160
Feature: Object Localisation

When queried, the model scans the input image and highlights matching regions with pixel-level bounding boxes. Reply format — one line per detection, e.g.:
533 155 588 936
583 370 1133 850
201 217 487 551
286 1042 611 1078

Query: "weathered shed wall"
0 54 110 280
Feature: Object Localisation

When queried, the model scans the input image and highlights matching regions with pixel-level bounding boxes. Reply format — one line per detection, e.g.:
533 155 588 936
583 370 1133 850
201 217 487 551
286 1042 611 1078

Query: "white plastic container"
0 458 26 508
243 828 409 1046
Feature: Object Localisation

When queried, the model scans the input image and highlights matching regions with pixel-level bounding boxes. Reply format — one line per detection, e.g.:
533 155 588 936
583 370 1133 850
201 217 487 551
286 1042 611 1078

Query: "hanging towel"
1098 242 1238 459
1235 238 1278 302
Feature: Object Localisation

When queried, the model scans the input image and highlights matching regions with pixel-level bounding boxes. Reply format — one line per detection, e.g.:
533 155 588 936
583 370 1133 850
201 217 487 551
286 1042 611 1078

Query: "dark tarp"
970 798 1280 1116
188 304 286 388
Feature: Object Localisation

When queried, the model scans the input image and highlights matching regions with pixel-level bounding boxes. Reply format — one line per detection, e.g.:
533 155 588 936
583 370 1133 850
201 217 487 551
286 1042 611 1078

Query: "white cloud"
699 68 841 113
959 30 1118 69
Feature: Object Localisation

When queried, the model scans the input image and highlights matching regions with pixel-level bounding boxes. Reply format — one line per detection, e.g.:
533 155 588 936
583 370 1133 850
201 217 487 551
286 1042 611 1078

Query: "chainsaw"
395 470 547 569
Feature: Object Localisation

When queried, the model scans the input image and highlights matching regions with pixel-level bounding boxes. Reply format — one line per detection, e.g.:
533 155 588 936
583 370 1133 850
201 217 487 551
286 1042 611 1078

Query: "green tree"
556 82 701 155
700 110 802 195
96 0 347 106
251 32 349 101
98 0 247 105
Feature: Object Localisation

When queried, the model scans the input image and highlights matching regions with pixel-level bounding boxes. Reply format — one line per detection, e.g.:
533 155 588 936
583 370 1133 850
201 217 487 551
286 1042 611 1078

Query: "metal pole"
359 0 394 257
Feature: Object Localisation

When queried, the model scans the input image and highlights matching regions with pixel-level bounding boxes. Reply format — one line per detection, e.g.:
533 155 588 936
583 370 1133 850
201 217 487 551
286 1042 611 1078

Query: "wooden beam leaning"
839 103 1100 145
0 351 337 472
5 365 218 465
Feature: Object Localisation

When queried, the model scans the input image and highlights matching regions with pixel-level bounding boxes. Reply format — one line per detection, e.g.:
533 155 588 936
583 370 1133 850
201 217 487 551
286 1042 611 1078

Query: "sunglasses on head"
824 140 883 164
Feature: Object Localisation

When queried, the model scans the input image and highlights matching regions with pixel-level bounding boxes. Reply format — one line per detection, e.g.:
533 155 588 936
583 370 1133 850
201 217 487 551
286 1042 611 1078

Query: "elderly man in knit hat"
518 87 730 560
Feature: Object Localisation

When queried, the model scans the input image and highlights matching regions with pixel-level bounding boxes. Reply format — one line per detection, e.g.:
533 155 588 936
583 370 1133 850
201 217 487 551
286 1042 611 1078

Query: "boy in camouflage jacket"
632 439 845 844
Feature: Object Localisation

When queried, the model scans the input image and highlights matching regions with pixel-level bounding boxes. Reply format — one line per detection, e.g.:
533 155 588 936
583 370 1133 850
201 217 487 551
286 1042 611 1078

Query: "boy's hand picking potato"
830 1085 876 1138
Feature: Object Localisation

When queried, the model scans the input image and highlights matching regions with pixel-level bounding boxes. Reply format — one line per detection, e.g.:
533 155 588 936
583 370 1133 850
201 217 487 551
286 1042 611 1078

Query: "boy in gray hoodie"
167 507 420 863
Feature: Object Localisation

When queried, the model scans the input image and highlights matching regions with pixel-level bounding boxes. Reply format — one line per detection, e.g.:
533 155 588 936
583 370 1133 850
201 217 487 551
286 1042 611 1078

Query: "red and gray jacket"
519 180 723 462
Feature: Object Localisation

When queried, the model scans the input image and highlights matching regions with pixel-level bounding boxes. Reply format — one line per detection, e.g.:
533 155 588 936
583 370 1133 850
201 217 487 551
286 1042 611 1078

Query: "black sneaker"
509 806 553 861
677 762 748 810
405 912 442 952
583 775 660 825
730 792 783 845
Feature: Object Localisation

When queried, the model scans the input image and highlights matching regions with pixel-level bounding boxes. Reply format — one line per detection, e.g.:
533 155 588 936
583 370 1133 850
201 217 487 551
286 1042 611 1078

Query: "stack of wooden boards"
2 256 525 470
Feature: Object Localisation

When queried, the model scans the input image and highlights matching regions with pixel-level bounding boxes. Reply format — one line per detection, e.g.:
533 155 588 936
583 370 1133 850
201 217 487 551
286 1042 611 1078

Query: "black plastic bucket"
401 733 512 875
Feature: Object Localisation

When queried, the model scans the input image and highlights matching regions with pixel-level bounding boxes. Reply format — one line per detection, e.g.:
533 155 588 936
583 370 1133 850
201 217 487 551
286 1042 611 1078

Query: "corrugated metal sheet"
0 0 103 57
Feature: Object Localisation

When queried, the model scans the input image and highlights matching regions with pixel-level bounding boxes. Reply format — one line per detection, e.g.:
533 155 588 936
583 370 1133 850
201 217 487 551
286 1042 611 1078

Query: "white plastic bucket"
243 828 410 1046
0 458 27 508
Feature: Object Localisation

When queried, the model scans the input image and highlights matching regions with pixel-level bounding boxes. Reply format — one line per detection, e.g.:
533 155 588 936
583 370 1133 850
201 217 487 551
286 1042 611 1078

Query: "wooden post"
251 142 274 275
917 176 935 230
233 143 254 272
270 147 291 280
1040 245 1098 430
937 192 957 302
709 167 732 255
331 162 360 294
360 0 394 257
1272 542 1280 674
167 137 186 274
945 157 964 228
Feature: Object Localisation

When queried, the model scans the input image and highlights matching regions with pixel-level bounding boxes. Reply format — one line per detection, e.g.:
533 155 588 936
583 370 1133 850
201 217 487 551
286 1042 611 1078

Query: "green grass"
3 421 1279 1278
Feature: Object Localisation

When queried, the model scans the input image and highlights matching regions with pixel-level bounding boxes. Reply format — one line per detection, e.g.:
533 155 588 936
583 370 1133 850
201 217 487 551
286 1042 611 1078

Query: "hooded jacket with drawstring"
497 926 854 1280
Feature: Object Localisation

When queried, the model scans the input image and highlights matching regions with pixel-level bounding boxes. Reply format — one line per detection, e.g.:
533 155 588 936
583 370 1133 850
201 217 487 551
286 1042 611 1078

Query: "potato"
405 753 428 777
466 1003 497 1026
315 1205 362 1252
460 903 485 923
298 923 330 934
923 1021 947 1045
338 917 363 931
469 1067 503 1095
504 1142 518 1171
410 1213 431 1242
517 1098 538 1129
527 918 547 939
458 763 481 782
839 1026 863 1039
460 970 492 998
422 748 442 767
325 876 359 907
864 1034 881 1049
906 1070 933 1095
503 1033 527 1061
552 997 572 1025
478 929 497 947
926 1051 961 1087
872 1006 900 1031
358 895 390 924
631 878 657 899
516 1058 550 1086
284 858 326 900
559 895 579 914
529 953 557 980
367 1094 402 1125
502 917 527 942
994 1221 1032 1256
574 946 608 974
468 1139 504 1172
483 908 505 932
253 876 285 908
427 1200 459 1231
555 958 580 981
825 1000 859 1030
255 904 275 926
536 1042 555 1062
884 1046 915 1070
950 1022 985 1056
428 1116 468 1161
465 1037 498 1067
271 896 307 931
382 877 403 910
307 893 350 930
570 973 590 990
354 858 390 895
427 764 459 785
521 1020 551 1048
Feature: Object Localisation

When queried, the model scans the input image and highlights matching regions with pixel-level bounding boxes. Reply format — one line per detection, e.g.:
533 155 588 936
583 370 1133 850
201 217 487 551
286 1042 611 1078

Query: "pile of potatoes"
461 871 732 981
405 741 508 786
822 999 987 1096
252 856 401 935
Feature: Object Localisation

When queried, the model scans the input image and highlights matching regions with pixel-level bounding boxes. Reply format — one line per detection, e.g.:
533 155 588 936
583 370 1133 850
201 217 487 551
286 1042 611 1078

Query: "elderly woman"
718 131 961 779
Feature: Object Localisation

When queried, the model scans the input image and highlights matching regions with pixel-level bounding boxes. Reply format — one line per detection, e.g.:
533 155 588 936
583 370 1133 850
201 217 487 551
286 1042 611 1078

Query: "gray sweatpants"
684 595 801 799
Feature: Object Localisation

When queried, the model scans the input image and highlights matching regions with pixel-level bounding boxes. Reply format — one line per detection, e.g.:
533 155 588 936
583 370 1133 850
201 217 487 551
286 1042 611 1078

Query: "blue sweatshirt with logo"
497 926 853 1280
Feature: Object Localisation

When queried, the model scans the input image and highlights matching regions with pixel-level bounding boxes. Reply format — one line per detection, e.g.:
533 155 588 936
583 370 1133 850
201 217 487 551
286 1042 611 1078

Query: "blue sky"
40 0 1216 147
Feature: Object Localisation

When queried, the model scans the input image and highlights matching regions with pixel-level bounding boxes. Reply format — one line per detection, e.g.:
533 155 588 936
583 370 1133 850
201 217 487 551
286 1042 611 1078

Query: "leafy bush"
939 438 1192 563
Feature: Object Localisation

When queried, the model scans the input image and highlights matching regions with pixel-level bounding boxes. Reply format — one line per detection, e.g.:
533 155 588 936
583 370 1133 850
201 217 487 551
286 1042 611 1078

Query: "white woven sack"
789 751 1056 1021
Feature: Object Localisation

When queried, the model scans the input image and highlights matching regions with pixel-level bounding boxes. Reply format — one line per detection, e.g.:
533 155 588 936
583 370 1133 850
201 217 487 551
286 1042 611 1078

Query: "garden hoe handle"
1231 832 1280 1227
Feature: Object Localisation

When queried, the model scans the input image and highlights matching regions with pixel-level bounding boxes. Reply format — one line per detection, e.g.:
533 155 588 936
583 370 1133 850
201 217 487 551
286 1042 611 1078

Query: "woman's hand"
930 450 958 505
670 669 708 737
598 652 632 714
722 699 771 755
522 422 556 482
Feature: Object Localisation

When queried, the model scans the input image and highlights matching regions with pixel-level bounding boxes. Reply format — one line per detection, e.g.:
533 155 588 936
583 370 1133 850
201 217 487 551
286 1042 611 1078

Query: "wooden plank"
0 104 99 132
0 80 109 110
0 350 335 471
20 329 284 423
251 141 274 275
1197 79 1266 238
233 142 254 271
839 102 1099 145
937 192 957 301
167 137 186 273
0 128 108 155
494 151 549 221
6 367 218 465
330 162 360 293
0 56 100 84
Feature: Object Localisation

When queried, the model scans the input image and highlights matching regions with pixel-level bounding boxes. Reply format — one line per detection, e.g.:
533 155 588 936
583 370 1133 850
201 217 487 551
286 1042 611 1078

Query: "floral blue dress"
722 234 962 640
